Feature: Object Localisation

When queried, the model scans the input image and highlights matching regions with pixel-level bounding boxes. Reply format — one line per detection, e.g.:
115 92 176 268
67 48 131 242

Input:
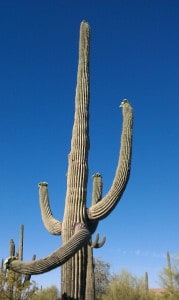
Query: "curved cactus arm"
39 182 62 235
87 100 133 221
88 233 106 248
92 235 106 249
4 227 91 275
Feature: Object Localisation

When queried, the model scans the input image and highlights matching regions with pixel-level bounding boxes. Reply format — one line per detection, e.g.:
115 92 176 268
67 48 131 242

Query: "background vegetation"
1 253 178 299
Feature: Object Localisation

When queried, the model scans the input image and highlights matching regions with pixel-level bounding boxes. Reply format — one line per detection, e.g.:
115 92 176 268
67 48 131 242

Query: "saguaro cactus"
5 21 133 299
167 251 174 291
145 271 149 299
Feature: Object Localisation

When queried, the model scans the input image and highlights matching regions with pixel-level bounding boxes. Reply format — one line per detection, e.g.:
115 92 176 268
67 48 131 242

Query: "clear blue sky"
0 0 179 290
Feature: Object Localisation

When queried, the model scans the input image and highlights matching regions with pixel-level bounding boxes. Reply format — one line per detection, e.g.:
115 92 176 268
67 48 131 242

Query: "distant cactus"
9 239 15 257
167 251 172 270
5 21 133 299
145 271 149 291
167 251 174 290
18 224 24 261
144 271 149 299
1 225 36 298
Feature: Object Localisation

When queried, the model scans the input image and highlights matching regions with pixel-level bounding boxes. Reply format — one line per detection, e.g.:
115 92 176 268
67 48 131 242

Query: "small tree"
94 258 110 298
0 268 37 300
173 253 179 290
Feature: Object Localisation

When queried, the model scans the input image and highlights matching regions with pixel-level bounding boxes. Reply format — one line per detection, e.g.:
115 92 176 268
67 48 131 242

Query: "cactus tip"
119 99 129 108
92 173 102 178
80 20 90 30
4 256 17 270
38 182 48 187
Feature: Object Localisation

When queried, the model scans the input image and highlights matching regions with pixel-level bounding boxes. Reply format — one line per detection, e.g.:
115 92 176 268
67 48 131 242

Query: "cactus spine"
5 21 133 299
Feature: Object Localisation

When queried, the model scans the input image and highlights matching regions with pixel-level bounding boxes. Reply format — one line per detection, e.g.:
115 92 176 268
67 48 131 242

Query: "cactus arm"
91 173 103 205
87 100 133 220
92 235 106 248
88 173 103 234
89 233 106 248
4 226 90 275
39 182 62 235
9 239 15 257
90 232 99 246
18 224 24 260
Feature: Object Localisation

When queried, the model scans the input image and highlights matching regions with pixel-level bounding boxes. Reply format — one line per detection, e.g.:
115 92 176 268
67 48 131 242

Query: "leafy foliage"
0 265 60 300
94 258 179 300
31 285 60 300
0 267 37 300
159 252 179 299
98 269 153 300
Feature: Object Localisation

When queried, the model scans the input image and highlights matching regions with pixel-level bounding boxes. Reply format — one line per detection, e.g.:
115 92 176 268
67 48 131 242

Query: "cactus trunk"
61 21 90 299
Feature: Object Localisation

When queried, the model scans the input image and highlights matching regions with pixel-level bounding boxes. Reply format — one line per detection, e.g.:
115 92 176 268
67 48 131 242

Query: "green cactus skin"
6 21 133 299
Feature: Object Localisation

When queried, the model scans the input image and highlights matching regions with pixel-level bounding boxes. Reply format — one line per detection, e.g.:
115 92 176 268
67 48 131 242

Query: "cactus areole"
5 21 133 299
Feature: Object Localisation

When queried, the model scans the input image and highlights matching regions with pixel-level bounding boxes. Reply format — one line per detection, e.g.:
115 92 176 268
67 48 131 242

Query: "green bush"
31 285 60 300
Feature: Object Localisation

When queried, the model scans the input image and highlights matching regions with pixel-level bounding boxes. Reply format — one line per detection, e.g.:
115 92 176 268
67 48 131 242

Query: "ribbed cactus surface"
5 21 133 300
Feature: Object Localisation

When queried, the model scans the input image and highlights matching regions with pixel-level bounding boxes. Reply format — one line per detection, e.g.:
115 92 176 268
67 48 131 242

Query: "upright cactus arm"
39 182 62 235
88 173 102 234
18 224 24 261
9 239 15 257
91 173 103 205
93 235 106 248
4 226 91 275
90 233 106 249
87 100 133 221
